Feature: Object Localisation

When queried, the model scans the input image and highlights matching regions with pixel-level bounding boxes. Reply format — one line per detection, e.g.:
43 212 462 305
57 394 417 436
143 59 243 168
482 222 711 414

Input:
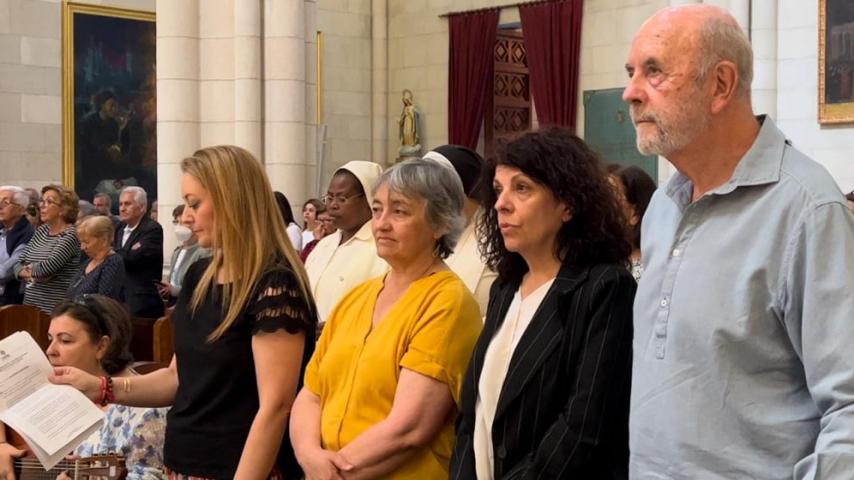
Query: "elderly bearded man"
625 5 854 479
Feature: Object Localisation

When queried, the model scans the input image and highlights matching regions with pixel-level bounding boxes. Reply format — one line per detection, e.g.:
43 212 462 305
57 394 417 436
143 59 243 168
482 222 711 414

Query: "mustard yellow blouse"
304 270 482 479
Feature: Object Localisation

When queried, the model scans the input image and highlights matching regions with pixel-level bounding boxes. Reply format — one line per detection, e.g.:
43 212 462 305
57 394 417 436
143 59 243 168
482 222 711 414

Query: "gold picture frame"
62 2 156 199
818 0 854 124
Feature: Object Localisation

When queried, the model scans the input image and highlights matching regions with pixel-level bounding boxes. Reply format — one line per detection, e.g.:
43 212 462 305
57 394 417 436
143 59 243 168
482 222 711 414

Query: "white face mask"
174 224 192 244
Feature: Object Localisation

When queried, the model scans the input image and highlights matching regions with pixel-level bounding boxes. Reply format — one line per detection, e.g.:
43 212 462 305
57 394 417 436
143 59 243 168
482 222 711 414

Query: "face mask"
174 225 192 244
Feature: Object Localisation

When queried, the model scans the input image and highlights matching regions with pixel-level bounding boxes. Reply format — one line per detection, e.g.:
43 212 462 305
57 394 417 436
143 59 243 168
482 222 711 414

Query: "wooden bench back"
0 304 50 350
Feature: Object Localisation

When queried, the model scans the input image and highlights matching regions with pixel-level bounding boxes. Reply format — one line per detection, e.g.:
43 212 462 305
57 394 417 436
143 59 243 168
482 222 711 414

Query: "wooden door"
484 29 531 159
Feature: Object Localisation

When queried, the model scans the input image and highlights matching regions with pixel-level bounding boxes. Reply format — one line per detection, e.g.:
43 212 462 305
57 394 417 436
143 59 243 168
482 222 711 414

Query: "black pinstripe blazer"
450 262 635 480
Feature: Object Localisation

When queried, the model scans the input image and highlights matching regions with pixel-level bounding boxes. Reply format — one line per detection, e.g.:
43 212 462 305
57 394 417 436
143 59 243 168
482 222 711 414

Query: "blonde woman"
68 215 125 302
50 145 318 479
14 185 80 313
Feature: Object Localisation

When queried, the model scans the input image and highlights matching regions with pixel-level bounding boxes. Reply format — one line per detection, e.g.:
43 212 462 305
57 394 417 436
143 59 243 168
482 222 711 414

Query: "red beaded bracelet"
99 375 115 406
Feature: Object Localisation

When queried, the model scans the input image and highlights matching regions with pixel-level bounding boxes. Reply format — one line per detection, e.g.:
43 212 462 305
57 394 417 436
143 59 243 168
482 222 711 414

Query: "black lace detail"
248 265 317 335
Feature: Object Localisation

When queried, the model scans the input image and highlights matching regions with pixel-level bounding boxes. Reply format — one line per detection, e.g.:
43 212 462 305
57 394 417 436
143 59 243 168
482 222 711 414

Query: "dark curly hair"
52 294 134 374
477 128 632 283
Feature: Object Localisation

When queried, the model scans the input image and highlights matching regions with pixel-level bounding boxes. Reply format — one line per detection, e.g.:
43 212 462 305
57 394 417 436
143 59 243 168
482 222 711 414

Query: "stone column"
750 0 777 119
305 0 319 198
156 0 200 262
263 0 307 201
234 0 264 159
157 0 312 253
199 0 235 147
371 0 388 166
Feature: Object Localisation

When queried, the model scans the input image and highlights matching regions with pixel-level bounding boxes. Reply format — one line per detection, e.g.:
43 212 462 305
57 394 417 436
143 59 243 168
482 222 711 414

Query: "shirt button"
338 276 344 282
496 446 507 459
660 298 668 307
672 248 681 257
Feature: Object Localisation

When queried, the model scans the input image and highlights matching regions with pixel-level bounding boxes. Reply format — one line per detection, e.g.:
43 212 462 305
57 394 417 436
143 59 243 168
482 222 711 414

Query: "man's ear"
709 60 739 114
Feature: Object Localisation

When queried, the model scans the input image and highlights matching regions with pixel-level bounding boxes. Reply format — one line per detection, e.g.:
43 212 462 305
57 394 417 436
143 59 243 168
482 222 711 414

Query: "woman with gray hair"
290 158 482 479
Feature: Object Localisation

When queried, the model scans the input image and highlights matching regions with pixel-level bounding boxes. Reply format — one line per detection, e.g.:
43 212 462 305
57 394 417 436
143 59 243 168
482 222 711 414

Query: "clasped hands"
300 447 354 480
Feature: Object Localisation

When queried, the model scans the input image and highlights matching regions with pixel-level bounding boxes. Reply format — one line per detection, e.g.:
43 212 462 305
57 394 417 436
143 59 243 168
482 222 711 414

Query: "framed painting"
62 2 157 205
819 0 854 124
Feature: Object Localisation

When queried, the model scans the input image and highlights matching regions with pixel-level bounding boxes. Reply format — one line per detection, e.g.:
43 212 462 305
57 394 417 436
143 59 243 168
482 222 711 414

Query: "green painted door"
583 88 657 179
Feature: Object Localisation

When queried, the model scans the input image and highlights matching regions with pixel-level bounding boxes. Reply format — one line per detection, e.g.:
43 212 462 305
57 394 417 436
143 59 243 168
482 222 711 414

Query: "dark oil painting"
825 1 854 104
72 10 156 209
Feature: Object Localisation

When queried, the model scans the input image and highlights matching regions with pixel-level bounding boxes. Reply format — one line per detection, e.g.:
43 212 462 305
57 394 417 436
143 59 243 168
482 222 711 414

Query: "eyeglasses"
0 199 18 208
38 198 60 207
322 192 365 206
73 294 109 337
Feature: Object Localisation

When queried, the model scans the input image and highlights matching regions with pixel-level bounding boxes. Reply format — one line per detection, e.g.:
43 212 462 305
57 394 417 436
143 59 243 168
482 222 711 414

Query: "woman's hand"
55 455 80 480
48 367 101 403
298 447 352 480
156 281 172 300
17 266 32 282
0 442 26 480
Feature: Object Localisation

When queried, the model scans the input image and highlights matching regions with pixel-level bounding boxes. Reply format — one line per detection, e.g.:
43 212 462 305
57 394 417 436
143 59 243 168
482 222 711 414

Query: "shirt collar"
665 115 787 205
350 220 374 243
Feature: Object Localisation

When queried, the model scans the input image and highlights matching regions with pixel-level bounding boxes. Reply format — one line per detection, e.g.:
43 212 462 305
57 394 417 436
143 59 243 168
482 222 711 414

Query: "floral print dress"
75 404 168 480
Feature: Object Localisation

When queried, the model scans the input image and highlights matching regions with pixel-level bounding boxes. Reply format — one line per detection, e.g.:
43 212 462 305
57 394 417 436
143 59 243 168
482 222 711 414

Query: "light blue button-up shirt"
630 116 854 479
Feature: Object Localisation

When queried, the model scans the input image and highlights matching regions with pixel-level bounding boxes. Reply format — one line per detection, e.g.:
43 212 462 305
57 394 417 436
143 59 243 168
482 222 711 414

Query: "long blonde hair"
181 145 313 341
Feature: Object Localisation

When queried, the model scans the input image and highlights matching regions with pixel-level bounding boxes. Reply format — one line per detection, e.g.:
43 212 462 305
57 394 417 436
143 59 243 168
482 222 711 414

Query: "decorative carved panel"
484 29 530 158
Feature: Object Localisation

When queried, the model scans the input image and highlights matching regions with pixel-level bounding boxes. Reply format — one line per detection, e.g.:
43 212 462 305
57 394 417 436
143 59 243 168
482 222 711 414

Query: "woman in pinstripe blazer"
450 128 637 479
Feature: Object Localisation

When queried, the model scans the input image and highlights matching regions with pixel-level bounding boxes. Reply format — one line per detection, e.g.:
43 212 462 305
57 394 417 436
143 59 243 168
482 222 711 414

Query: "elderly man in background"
77 200 97 224
0 186 34 305
305 161 387 324
114 186 163 318
93 192 121 228
625 5 854 479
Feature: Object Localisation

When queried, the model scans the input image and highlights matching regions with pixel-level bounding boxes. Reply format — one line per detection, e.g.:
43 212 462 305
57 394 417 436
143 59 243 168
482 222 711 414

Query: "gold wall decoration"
62 2 157 202
819 0 854 124
317 31 323 125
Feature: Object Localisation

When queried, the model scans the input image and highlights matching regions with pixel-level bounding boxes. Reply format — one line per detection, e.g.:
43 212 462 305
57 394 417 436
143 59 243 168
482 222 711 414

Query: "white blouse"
473 278 556 479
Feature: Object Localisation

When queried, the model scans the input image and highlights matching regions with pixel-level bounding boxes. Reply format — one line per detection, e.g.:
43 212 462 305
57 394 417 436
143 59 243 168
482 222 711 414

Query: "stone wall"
576 0 670 181
0 0 154 189
316 0 373 196
4 0 852 199
775 0 854 192
386 0 521 163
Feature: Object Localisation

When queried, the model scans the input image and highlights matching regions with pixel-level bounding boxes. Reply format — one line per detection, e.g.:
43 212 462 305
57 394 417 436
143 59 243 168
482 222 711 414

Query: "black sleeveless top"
164 258 317 479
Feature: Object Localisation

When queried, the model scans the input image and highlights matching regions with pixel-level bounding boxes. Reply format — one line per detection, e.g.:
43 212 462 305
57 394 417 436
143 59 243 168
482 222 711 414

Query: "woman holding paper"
0 294 166 480
50 145 318 480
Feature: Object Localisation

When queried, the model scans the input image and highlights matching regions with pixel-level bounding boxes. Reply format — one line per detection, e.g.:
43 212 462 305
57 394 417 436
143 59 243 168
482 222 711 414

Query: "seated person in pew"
68 216 126 302
0 294 167 480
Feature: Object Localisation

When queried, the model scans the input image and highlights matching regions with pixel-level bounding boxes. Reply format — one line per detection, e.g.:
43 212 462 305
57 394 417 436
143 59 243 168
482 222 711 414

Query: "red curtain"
448 9 499 149
520 0 583 131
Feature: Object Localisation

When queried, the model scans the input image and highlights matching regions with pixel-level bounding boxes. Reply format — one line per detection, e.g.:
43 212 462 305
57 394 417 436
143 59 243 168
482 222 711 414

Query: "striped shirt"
16 224 79 314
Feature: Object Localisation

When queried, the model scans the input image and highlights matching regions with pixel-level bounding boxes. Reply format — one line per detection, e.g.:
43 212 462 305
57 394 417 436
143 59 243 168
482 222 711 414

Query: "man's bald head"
639 5 753 97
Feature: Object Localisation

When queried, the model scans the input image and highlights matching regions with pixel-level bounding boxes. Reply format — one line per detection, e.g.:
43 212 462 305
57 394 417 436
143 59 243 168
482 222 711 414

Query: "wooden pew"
153 310 174 363
131 360 168 374
130 316 158 362
0 304 50 350
130 307 174 363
